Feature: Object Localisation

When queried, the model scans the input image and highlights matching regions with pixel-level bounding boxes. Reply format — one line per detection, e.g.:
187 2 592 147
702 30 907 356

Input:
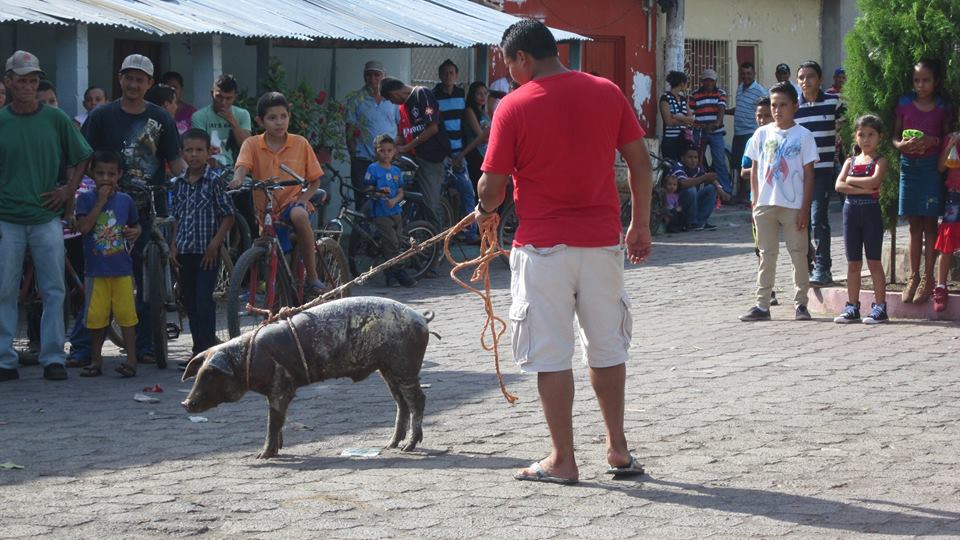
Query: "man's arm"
620 138 653 264
203 215 235 270
750 161 759 207
45 158 90 216
224 109 251 147
797 162 815 230
398 122 439 154
477 172 510 218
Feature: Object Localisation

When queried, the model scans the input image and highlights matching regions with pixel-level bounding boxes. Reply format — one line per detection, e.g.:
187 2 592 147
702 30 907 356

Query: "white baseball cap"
120 54 154 77
5 50 44 76
701 68 718 81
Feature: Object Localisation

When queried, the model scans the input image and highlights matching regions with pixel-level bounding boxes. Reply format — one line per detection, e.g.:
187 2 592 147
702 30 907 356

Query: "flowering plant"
241 57 348 164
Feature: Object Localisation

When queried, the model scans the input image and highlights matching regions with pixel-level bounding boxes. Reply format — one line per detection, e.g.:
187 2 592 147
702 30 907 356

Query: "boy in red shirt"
476 19 653 484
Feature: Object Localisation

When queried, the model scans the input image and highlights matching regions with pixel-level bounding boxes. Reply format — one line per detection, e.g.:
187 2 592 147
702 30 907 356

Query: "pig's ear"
181 352 207 381
208 351 235 377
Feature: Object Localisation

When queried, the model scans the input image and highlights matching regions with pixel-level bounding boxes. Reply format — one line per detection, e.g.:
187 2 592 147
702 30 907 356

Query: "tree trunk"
664 0 685 72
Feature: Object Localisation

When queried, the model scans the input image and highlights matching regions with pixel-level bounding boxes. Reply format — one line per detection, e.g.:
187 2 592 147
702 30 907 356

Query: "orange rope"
443 214 518 404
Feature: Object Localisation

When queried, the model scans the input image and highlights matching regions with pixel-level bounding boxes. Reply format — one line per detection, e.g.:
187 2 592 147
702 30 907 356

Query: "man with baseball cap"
690 68 733 198
0 51 93 382
772 62 802 96
79 53 184 366
345 60 399 206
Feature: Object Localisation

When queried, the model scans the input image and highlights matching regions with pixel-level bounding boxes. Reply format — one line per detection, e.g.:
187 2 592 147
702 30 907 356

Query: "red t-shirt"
482 71 645 247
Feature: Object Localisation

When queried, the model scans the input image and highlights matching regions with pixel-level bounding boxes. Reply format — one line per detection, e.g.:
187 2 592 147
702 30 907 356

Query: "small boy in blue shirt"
75 151 141 378
364 134 415 287
171 129 236 357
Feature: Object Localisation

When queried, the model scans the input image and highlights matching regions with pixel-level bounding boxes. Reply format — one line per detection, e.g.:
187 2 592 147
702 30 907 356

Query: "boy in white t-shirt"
740 81 819 321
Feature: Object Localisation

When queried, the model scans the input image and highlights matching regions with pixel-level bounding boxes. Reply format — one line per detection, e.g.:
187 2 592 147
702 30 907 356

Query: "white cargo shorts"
509 243 633 373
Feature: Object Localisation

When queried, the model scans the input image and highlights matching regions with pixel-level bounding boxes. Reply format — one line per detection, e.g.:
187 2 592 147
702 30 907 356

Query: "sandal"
115 363 137 378
79 365 102 377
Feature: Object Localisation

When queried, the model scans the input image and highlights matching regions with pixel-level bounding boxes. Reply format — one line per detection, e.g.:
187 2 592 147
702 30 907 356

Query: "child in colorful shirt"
933 131 960 312
364 134 415 287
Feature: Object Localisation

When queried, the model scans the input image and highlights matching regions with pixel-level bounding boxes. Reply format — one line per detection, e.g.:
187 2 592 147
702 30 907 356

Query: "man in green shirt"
0 51 92 382
190 74 251 168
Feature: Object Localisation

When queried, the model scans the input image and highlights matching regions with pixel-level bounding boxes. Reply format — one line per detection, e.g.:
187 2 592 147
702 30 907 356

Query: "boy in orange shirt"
230 92 326 293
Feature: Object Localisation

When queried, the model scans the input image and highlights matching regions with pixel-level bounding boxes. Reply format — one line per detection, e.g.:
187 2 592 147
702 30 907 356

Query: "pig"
181 296 431 459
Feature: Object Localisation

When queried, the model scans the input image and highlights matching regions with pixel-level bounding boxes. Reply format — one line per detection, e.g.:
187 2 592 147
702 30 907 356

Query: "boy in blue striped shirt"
795 60 842 286
170 128 235 356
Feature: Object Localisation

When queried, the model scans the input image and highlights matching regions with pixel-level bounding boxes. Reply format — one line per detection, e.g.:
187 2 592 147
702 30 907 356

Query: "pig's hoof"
256 448 279 459
401 440 418 452
387 438 401 449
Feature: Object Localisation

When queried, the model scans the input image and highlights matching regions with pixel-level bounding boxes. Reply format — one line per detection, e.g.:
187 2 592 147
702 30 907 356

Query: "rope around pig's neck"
243 212 518 403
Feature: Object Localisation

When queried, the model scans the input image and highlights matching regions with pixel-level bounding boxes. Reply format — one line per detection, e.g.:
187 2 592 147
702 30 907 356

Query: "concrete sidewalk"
1 213 959 539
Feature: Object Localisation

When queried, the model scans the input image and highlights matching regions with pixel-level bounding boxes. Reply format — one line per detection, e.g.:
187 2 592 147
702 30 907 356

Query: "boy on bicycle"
364 134 415 287
75 151 141 377
230 92 327 294
171 129 235 357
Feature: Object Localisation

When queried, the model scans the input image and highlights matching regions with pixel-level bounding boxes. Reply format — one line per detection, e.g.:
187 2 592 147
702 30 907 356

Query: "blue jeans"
177 254 219 355
679 183 717 228
448 160 478 237
809 168 834 273
0 218 66 369
695 130 732 194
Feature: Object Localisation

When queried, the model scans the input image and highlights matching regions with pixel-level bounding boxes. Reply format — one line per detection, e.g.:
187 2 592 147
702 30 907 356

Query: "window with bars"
684 39 731 91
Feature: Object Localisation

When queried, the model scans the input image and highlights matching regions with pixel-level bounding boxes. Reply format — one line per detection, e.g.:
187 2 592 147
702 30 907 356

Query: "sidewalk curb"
809 286 960 321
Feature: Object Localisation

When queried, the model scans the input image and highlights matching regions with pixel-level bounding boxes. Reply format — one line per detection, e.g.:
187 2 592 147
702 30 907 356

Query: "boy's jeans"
754 205 810 309
0 218 66 369
809 168 834 274
177 254 219 355
447 160 478 237
679 183 717 228
695 130 732 195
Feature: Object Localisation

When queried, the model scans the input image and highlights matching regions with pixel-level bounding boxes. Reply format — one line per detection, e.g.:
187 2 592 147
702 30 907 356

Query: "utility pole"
661 0 684 72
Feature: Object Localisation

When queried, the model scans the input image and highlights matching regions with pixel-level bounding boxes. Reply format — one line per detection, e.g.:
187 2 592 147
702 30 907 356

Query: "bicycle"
332 186 440 282
225 169 351 338
619 152 677 234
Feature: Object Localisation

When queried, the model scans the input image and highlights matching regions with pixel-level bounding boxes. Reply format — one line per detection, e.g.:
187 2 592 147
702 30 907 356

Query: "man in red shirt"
476 19 653 484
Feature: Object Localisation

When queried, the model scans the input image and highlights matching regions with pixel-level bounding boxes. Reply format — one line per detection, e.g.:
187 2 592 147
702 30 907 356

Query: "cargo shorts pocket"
619 293 633 350
509 300 532 364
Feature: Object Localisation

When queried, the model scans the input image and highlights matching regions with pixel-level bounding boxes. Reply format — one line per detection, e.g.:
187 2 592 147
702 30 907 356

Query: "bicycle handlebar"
226 178 305 196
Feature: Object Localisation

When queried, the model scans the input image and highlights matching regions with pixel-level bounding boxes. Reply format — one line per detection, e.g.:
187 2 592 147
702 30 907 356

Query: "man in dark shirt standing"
79 54 185 364
433 60 479 242
381 76 448 242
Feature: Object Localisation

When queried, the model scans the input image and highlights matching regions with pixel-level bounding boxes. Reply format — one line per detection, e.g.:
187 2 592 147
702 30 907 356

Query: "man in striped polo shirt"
727 62 768 199
795 60 842 286
690 69 732 196
433 59 479 242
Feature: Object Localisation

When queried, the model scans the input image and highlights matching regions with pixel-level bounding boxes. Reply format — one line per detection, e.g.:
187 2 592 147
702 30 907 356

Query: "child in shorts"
75 151 141 377
833 115 889 324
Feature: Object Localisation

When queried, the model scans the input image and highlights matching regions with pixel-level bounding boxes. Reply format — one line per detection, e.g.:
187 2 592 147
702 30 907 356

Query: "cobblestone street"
3 212 960 539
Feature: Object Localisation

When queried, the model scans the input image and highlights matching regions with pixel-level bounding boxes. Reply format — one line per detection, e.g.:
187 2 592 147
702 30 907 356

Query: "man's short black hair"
91 150 122 171
770 81 798 103
215 74 239 94
438 59 459 77
83 86 104 99
681 141 699 156
256 91 289 118
757 96 772 108
38 79 55 93
379 76 406 97
182 128 211 148
161 71 184 87
740 62 755 71
500 18 558 61
145 84 176 107
798 60 822 79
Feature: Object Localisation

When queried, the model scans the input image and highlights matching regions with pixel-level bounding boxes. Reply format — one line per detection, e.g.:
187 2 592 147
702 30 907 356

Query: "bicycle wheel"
316 237 351 298
347 224 381 279
226 245 291 338
145 244 168 369
498 202 519 248
226 216 252 261
401 220 439 280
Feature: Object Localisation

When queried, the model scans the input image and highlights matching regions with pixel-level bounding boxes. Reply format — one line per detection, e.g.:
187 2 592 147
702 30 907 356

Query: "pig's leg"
257 375 295 459
399 380 425 452
381 373 409 448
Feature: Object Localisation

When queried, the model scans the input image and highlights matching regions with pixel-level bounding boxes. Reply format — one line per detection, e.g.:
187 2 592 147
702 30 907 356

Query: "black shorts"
842 198 883 262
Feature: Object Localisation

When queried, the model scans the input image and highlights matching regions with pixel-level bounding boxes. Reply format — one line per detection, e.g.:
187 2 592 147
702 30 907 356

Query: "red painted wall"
497 0 658 134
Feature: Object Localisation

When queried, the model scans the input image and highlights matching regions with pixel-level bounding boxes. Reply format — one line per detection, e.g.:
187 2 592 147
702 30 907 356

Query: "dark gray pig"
181 296 430 458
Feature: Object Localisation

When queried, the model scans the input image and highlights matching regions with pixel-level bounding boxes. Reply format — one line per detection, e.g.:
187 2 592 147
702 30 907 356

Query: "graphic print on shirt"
92 209 126 257
763 136 803 204
121 118 162 187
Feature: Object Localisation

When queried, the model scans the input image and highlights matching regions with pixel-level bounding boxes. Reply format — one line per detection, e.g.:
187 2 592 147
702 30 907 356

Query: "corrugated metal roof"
0 0 588 46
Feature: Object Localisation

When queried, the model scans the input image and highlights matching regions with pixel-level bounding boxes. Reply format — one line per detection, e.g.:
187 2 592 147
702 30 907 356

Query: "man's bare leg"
515 369 579 481
589 363 633 467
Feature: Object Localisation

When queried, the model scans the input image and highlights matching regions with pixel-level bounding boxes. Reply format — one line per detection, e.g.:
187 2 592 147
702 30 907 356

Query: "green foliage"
237 57 348 163
842 0 960 229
